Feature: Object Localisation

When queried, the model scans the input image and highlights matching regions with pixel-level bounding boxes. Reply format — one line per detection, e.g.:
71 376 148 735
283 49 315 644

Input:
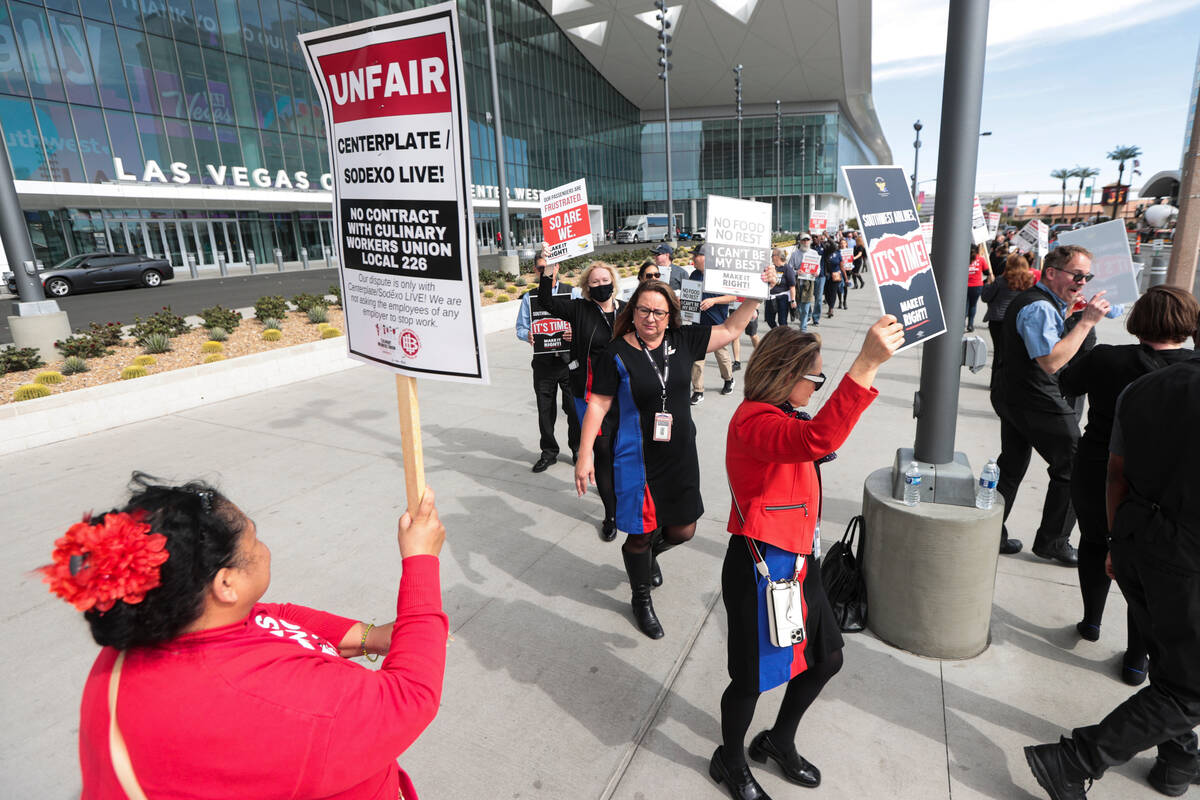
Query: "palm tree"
1073 166 1100 222
1050 168 1072 222
1107 145 1142 222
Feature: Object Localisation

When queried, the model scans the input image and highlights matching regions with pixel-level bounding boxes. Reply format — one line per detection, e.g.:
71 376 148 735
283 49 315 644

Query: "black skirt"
722 534 845 693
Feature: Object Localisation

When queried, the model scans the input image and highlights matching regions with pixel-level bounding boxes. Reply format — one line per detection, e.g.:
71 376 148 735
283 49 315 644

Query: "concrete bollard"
217 253 227 277
186 254 198 279
247 252 257 274
301 249 310 270
274 248 284 272
861 467 1002 659
499 252 519 277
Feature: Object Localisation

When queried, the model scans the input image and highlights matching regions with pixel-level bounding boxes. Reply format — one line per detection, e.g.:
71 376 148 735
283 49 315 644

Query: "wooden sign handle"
394 374 426 513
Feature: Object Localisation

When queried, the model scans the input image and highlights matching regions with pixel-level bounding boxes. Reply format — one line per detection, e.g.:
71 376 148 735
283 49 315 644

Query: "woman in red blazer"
710 317 902 800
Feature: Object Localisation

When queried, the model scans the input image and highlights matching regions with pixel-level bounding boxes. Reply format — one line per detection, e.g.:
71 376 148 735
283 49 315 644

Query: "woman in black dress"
1059 286 1198 685
538 260 625 541
575 276 768 639
851 234 867 289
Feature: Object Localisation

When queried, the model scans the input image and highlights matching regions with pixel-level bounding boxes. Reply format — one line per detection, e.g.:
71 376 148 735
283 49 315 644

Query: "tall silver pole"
0 130 44 303
775 100 782 231
656 2 674 243
914 0 990 464
484 0 512 254
734 65 743 199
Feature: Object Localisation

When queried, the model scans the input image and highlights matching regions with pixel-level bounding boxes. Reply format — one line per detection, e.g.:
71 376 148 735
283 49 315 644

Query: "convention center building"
0 0 890 272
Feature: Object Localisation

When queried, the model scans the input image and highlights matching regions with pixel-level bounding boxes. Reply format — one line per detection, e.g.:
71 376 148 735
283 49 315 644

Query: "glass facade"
0 0 877 266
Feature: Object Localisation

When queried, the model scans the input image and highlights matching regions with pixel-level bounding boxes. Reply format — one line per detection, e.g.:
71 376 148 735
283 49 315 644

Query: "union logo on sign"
399 328 421 357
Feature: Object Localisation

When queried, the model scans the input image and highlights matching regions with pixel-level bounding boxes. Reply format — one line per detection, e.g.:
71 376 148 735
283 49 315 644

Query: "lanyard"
634 330 670 412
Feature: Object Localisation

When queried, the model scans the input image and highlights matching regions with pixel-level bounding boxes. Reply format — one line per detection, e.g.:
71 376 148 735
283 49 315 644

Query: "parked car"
3 252 173 297
693 227 706 240
1048 223 1075 238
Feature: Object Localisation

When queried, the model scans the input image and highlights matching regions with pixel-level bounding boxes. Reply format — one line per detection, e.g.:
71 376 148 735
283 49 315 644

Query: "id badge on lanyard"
637 332 672 442
653 411 673 442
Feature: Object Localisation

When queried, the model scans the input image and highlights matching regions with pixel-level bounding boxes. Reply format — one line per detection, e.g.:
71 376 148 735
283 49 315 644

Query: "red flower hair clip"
40 510 170 612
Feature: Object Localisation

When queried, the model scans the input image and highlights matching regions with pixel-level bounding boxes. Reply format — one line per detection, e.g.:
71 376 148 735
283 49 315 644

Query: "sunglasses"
803 372 827 390
1052 267 1094 284
643 271 661 279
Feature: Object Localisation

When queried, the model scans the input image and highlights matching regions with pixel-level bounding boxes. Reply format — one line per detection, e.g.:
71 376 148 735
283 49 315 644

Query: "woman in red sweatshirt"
40 473 448 800
710 318 902 800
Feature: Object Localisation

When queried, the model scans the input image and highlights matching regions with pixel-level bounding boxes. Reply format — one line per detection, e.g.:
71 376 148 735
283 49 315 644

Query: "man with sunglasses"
991 244 1111 564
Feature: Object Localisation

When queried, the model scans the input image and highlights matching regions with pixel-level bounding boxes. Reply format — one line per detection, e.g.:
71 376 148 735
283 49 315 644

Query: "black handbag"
821 515 867 632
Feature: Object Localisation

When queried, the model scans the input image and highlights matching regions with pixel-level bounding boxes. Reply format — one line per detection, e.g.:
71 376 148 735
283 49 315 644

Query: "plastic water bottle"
903 462 922 506
976 459 999 510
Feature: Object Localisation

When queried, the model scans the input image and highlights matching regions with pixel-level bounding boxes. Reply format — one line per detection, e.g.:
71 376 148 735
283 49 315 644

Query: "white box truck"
616 214 672 243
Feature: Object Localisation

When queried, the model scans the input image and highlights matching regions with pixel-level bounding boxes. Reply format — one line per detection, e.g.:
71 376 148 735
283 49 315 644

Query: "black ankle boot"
622 549 664 639
649 529 678 588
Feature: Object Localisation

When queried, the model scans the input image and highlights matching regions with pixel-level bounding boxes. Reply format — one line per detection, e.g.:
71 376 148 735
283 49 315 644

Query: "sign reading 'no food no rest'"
300 3 487 384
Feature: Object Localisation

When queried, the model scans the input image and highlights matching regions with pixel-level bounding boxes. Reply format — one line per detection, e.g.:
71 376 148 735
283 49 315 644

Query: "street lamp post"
911 120 923 201
775 99 782 231
655 1 675 244
483 0 515 274
733 65 743 199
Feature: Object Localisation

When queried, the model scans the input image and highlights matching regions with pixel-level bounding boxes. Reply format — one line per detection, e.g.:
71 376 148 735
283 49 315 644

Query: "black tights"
593 427 616 522
719 649 843 767
622 522 695 554
1078 537 1147 659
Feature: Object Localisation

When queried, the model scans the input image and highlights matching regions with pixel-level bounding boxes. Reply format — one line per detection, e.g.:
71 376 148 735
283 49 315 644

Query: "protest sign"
703 194 771 300
541 179 593 264
971 197 990 245
301 1 482 508
842 165 946 351
679 279 703 324
1012 219 1048 257
1057 219 1139 305
986 211 1000 236
797 249 821 279
920 221 934 253
840 247 854 265
530 286 573 354
809 210 828 235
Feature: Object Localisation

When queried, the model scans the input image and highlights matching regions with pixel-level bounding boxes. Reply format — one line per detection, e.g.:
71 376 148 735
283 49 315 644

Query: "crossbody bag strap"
108 651 149 800
730 478 804 581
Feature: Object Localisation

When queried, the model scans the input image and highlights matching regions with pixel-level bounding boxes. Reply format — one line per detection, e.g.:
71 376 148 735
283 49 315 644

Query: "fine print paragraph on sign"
301 4 486 383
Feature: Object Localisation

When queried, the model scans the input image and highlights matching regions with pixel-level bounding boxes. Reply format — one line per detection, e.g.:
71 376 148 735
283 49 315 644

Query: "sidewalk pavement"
2 287 1162 799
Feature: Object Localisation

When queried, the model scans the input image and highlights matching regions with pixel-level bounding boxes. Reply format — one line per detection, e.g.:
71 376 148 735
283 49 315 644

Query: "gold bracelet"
361 623 379 662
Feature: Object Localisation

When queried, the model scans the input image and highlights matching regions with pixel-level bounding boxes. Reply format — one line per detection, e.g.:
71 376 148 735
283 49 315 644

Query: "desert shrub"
253 295 289 322
61 356 89 375
262 329 282 341
320 327 341 339
477 269 503 285
513 276 527 287
86 321 125 346
291 293 328 312
0 346 44 374
198 305 242 331
203 353 225 363
133 355 157 367
14 383 51 401
201 341 224 354
258 317 283 331
56 334 112 359
34 370 64 385
120 365 148 380
483 290 495 298
495 294 510 303
306 305 329 324
142 332 172 354
207 326 229 342
130 307 189 344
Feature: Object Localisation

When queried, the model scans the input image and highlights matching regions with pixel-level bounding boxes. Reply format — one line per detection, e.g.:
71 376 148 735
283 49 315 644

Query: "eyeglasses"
635 306 669 320
803 372 827 390
1053 267 1095 284
643 272 661 279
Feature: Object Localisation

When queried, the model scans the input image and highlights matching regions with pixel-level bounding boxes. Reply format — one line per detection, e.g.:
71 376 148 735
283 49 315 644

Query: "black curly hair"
81 473 246 650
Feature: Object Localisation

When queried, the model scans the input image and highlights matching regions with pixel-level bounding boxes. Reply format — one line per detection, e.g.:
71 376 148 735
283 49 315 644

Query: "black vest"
993 286 1072 415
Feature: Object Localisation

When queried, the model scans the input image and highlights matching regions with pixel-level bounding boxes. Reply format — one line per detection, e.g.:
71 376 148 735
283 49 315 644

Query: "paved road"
1 269 340 343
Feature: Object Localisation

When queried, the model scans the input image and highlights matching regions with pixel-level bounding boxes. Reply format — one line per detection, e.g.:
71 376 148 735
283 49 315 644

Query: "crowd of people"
37 226 1200 800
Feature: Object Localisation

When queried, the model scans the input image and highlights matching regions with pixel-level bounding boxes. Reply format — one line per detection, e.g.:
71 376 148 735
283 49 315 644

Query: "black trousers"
1065 535 1200 778
992 400 1078 548
533 357 579 459
764 294 790 328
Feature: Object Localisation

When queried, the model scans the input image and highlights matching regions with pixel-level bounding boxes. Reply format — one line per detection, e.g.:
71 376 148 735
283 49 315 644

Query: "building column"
690 197 697 229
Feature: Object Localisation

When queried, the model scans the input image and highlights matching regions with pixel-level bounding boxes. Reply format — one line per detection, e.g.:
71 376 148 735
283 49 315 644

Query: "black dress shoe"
531 455 555 473
1122 651 1148 686
599 518 616 542
1075 621 1100 642
1033 540 1079 566
748 730 820 787
1024 742 1091 800
709 747 772 800
1148 756 1200 796
1000 537 1024 555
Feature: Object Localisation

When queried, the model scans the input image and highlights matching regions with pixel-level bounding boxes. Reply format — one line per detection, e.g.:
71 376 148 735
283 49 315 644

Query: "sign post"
540 179 593 264
842 165 947 351
301 1 485 512
703 194 771 300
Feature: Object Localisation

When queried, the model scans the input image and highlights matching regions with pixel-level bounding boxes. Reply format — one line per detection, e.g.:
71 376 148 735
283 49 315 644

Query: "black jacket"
538 275 625 398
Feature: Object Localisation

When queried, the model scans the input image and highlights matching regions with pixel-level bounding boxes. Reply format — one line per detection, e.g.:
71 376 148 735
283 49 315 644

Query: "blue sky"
870 0 1200 196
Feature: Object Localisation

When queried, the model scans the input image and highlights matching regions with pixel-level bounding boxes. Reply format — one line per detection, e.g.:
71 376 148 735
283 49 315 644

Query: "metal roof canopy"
537 0 891 164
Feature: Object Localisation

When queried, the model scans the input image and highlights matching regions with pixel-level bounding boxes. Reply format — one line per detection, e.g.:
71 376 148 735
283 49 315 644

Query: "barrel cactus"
14 383 51 401
120 365 148 380
203 353 225 363
34 370 64 385
262 329 282 341
320 327 342 339
201 341 224 354
133 355 157 367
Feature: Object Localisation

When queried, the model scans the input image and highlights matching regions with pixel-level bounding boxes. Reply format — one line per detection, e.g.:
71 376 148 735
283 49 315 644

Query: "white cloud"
873 0 1200 81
